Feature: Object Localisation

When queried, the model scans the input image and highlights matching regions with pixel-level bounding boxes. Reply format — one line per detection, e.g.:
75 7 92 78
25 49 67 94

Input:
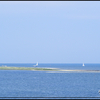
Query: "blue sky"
0 1 100 63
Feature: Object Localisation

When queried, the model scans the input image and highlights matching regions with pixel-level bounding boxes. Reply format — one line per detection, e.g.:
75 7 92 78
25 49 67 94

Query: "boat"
36 62 38 66
82 63 85 66
33 62 38 67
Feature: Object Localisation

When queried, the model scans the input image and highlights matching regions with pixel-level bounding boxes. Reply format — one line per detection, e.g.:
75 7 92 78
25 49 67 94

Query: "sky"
0 1 100 63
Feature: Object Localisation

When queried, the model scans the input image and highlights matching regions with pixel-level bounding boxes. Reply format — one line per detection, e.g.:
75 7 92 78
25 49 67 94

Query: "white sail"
82 63 85 66
33 62 38 67
36 62 38 66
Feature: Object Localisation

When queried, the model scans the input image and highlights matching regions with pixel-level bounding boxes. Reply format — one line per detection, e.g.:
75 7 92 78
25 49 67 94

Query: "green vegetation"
0 66 60 71
0 66 100 73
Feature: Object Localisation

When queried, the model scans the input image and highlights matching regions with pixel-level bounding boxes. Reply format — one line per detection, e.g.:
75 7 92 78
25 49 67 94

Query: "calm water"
0 63 100 99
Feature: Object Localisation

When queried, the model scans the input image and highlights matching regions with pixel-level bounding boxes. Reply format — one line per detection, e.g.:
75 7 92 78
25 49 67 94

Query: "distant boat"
82 63 85 66
36 62 38 66
33 62 38 67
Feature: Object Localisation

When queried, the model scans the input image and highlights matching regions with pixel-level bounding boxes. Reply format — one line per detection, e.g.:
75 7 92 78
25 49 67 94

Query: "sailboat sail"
82 63 85 66
36 62 38 66
33 62 38 67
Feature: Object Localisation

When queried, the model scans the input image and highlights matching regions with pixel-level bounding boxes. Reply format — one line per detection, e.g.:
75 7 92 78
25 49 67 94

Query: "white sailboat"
82 63 85 66
36 62 38 66
33 62 38 67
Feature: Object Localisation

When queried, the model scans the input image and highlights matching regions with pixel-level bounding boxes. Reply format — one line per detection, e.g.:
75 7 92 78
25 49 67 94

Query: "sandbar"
0 66 100 73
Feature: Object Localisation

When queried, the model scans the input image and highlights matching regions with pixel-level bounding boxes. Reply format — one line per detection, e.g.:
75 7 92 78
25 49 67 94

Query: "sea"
0 63 100 99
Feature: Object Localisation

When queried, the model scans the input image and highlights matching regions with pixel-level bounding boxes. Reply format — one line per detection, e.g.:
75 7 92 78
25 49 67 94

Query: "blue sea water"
0 63 100 99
